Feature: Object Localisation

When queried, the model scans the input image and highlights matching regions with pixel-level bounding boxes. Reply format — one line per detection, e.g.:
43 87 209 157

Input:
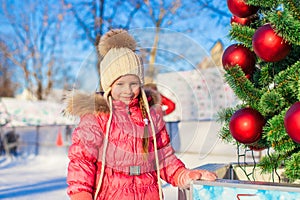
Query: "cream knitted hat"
98 29 144 93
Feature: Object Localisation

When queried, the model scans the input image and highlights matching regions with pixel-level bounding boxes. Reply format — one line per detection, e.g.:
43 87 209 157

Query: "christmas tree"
218 0 300 183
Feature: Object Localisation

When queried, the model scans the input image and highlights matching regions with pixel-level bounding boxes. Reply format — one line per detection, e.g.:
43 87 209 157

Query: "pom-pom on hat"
98 29 144 94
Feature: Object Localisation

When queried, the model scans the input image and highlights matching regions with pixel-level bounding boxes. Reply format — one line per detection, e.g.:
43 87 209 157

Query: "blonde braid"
139 94 149 155
141 89 163 200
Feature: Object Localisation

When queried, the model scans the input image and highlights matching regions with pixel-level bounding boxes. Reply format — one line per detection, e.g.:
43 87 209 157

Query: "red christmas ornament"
229 107 265 144
284 102 300 143
222 44 256 74
230 15 257 26
245 74 251 79
227 0 259 18
252 24 291 62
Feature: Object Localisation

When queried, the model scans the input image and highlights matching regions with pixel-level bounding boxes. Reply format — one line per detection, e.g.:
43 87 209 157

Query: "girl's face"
111 75 141 105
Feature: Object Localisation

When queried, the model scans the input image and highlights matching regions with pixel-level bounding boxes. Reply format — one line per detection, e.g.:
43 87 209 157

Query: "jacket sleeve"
150 105 185 186
67 114 104 197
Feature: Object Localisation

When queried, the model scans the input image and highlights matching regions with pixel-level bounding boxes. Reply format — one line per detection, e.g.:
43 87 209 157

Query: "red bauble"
230 15 257 26
227 0 259 18
231 15 251 26
245 74 251 79
284 102 300 143
252 24 291 62
222 44 256 74
229 107 265 144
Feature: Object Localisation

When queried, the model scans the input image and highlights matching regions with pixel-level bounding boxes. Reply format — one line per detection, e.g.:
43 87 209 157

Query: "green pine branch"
258 151 283 174
274 61 300 103
263 109 291 148
225 66 264 109
259 91 287 116
246 0 281 8
267 9 300 45
260 106 300 182
229 25 256 48
285 0 300 20
216 106 236 123
256 64 272 87
216 106 244 143
218 121 235 143
285 152 300 181
258 61 300 116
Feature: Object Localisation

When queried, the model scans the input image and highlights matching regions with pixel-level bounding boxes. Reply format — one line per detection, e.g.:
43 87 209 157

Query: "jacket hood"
63 88 161 117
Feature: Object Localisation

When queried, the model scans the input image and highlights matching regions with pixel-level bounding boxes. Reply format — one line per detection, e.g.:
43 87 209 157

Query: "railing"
0 125 74 157
178 163 294 200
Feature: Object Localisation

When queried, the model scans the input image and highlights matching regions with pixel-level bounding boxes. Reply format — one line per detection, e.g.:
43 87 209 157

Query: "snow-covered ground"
0 153 69 200
0 121 241 200
0 152 240 200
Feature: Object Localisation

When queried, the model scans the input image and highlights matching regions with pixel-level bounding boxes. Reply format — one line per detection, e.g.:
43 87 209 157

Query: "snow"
0 154 69 200
0 150 239 200
0 120 241 200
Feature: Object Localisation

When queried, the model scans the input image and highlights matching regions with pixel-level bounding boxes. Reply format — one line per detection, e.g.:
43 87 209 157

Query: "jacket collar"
63 88 161 117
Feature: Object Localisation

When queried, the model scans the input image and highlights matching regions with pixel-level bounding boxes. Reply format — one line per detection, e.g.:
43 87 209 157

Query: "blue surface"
192 180 300 200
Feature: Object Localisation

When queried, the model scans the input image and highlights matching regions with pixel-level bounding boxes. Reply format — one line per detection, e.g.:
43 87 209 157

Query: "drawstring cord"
94 95 113 200
141 89 163 200
94 89 163 200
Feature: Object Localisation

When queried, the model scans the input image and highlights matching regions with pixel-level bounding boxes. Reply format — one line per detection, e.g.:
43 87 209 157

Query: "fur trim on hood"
63 88 161 117
63 92 109 117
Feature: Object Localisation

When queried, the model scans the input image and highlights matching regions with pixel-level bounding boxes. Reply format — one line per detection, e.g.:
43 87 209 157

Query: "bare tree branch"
0 0 67 99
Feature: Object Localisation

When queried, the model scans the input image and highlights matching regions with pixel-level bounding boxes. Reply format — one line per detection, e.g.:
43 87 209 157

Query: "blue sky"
0 0 233 93
68 0 233 92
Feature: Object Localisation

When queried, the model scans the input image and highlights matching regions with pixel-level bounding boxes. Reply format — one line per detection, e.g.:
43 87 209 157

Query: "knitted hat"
98 29 144 93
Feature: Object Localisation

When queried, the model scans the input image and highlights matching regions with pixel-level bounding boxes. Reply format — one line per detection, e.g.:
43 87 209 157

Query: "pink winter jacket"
65 92 185 200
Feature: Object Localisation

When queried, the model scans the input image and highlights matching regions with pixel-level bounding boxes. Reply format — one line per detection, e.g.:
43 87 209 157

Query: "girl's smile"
111 74 141 105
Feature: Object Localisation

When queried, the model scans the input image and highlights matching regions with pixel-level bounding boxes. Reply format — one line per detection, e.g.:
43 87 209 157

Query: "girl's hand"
196 169 217 181
174 168 217 188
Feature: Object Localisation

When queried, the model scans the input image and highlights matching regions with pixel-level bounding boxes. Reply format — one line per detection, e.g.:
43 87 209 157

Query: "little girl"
65 29 217 200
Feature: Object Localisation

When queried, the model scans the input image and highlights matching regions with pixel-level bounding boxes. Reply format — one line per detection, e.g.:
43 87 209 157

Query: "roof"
0 97 76 127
